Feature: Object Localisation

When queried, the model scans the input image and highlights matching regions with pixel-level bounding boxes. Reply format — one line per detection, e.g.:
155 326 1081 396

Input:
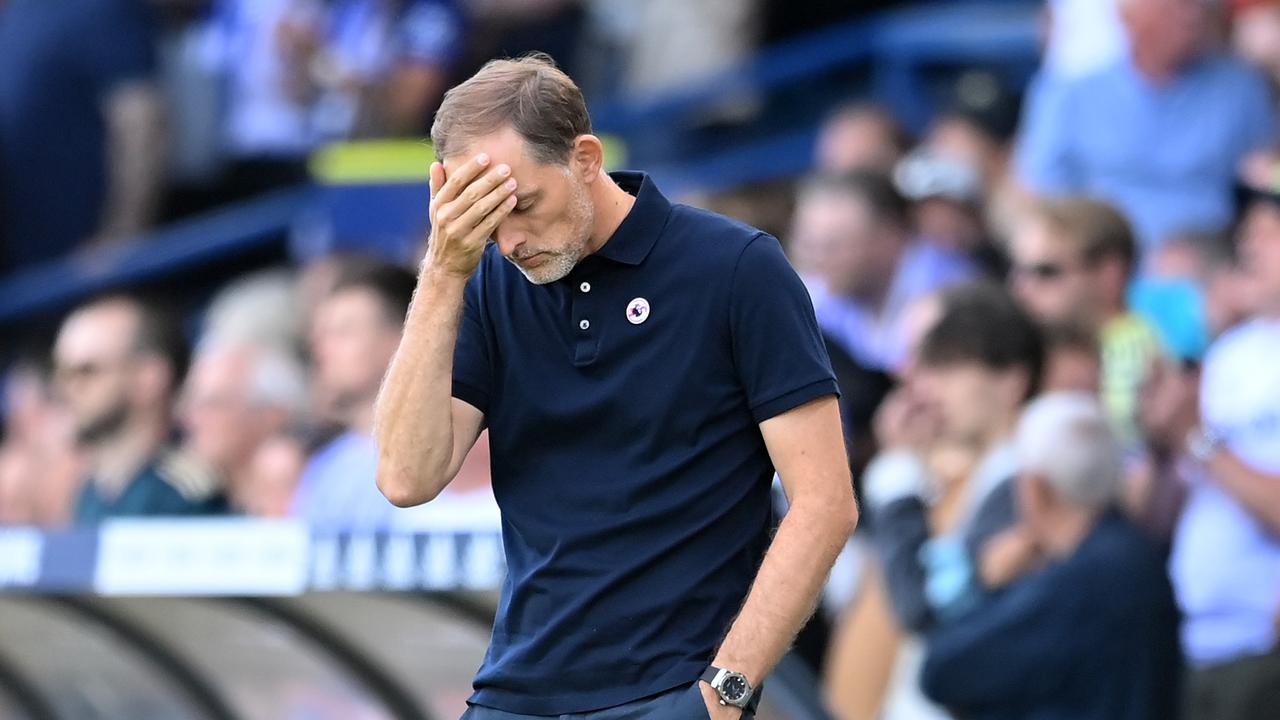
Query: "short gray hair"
1015 392 1122 509
194 336 309 422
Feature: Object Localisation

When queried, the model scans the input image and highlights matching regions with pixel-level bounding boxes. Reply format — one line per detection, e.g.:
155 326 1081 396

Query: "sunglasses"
1014 262 1071 281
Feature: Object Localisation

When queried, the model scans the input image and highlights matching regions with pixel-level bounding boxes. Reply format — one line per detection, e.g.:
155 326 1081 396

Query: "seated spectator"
1153 189 1280 720
180 338 308 513
792 172 974 373
53 296 226 522
1009 197 1162 448
244 432 312 517
893 149 994 268
1015 0 1277 253
921 392 1181 720
0 358 85 526
0 0 166 271
1040 321 1101 394
291 261 416 529
854 282 1043 720
814 102 911 176
1232 0 1280 89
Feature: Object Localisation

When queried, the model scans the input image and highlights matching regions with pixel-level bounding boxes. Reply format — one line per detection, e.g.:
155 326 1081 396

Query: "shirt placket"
570 275 601 367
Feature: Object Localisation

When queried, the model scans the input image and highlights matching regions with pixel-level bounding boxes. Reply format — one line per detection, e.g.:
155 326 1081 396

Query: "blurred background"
2 0 1280 718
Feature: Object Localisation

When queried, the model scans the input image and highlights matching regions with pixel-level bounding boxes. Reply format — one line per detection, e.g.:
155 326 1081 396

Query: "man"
813 102 910 176
54 295 225 522
291 260 416 529
920 392 1181 720
1009 197 1162 448
181 338 307 512
791 171 974 373
0 0 166 271
1156 191 1280 720
374 55 855 718
1014 0 1277 252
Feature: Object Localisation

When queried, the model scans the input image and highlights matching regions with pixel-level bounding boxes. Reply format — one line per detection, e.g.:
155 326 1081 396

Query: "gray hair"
194 336 309 422
1015 392 1123 510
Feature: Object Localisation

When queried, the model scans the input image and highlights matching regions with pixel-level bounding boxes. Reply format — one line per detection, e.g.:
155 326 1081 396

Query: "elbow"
375 461 443 508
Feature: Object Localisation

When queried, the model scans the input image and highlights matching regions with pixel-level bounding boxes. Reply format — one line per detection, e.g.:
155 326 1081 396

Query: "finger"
429 162 445 199
436 164 513 226
435 153 491 205
452 178 518 230
463 193 518 245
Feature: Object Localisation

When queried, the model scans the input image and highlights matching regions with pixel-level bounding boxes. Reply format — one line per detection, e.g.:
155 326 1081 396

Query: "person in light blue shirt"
1015 0 1276 254
290 260 418 530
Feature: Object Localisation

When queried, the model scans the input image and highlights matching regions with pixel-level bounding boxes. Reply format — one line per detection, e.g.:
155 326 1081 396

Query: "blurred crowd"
4 0 1280 719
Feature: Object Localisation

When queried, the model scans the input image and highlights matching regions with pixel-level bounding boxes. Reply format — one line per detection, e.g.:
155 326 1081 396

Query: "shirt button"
579 319 590 331
579 282 591 293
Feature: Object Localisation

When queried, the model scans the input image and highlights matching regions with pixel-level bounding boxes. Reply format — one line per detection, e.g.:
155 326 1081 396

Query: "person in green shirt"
53 294 226 523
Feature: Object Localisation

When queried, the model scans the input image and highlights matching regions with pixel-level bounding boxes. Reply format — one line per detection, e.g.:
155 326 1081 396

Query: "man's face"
53 304 140 444
1123 0 1210 72
912 360 1018 444
1009 219 1093 324
181 348 272 476
792 190 897 299
310 288 401 413
1238 200 1280 311
444 126 594 284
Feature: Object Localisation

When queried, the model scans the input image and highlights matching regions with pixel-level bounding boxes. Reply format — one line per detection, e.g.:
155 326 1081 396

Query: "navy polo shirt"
453 172 837 714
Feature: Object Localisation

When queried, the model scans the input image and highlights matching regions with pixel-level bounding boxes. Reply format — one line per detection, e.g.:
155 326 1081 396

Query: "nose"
493 223 526 257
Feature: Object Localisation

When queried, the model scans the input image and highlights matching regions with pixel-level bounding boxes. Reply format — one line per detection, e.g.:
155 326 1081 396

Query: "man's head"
790 171 912 300
1120 0 1215 77
912 282 1045 445
53 295 188 445
1015 392 1123 554
310 262 415 424
1238 195 1280 315
431 54 601 284
814 102 910 175
181 339 306 484
1041 321 1102 394
1010 197 1137 327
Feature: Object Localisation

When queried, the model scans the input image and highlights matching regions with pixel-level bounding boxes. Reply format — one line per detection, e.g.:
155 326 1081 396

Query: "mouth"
513 252 550 268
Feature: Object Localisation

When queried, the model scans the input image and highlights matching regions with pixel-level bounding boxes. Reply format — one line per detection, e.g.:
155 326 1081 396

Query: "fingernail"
497 164 511 177
477 153 490 165
505 179 517 190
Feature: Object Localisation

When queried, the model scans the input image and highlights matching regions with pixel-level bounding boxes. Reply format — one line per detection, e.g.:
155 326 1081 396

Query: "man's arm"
97 82 166 242
703 395 857 716
1203 450 1280 536
374 154 516 506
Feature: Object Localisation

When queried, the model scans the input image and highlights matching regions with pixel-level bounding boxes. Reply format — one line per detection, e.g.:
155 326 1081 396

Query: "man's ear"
571 134 604 184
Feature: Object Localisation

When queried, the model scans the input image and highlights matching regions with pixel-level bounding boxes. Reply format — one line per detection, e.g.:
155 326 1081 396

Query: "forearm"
1208 451 1280 535
100 84 165 240
373 263 467 505
713 495 854 686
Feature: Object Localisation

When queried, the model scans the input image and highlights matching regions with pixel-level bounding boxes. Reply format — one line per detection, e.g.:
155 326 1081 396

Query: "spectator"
1015 0 1277 253
793 171 974 373
0 0 166 271
1040 321 1101 394
291 261 415 529
814 103 911 176
1161 190 1280 720
1009 197 1162 447
53 295 226 522
243 432 311 517
893 149 990 262
920 392 1181 720
854 282 1044 720
0 359 85 526
1232 0 1280 89
180 338 308 513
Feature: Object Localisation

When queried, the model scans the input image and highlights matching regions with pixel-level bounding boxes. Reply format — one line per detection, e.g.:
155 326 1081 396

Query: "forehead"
56 304 135 358
442 126 565 189
1014 218 1075 257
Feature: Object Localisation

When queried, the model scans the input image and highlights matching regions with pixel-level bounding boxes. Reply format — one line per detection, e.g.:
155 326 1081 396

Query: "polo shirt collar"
592 171 670 266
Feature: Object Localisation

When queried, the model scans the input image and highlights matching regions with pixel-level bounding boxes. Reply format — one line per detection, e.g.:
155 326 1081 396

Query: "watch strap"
700 666 761 713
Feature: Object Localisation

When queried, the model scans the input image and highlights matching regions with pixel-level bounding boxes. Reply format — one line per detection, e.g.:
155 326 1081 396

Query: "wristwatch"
700 666 759 711
1186 425 1225 464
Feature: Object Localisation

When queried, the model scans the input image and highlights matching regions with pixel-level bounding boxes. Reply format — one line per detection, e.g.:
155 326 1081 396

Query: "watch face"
721 674 748 701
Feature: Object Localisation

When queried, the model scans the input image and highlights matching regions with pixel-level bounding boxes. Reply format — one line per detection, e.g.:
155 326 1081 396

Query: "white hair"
203 269 302 352
1015 391 1123 510
194 336 309 422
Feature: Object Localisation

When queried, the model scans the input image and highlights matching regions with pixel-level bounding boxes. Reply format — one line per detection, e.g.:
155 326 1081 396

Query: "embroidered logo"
626 297 650 325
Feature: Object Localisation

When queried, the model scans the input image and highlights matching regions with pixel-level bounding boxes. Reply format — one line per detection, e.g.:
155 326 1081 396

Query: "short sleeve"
396 0 463 67
78 0 158 98
729 233 839 423
452 269 492 414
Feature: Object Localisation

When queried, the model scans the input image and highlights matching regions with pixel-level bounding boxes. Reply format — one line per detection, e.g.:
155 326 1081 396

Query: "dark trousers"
461 682 754 720
1184 648 1280 720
